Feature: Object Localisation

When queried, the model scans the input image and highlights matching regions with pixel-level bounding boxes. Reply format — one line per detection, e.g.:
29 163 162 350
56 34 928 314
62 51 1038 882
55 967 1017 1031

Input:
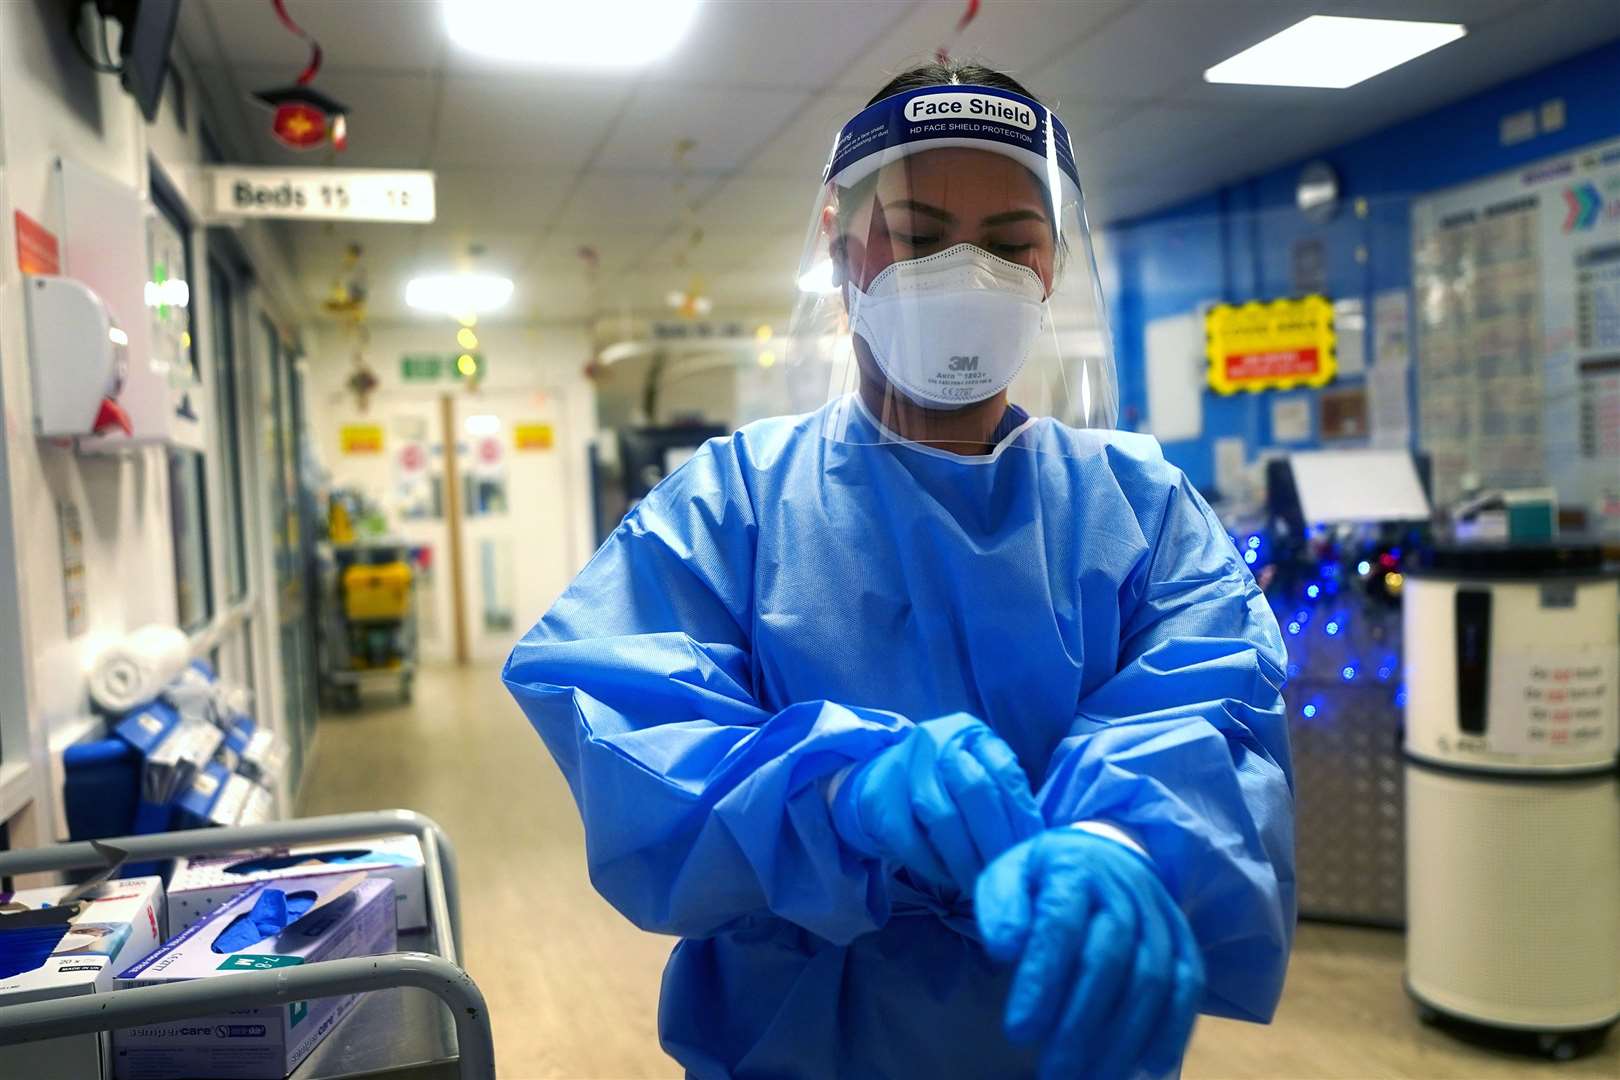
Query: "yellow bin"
344 561 412 621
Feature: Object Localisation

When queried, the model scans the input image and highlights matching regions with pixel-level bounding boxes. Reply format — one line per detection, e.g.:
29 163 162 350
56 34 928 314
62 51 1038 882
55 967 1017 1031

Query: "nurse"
505 61 1294 1080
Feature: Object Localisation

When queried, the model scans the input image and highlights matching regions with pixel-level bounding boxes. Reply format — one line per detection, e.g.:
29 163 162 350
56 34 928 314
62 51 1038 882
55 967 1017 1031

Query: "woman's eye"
991 243 1034 256
897 234 941 247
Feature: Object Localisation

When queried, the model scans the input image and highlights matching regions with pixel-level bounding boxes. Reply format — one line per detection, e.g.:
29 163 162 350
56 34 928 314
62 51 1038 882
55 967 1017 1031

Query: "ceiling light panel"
444 0 702 68
1204 16 1467 89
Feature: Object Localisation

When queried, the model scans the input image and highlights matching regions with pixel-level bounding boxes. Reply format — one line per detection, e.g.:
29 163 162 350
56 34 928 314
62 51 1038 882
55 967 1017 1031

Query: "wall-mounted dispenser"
54 158 205 452
24 275 132 439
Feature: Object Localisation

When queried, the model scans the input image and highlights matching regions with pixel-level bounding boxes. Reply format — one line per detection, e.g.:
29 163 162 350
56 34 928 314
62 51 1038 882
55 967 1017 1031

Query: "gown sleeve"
502 439 911 945
1036 469 1296 1024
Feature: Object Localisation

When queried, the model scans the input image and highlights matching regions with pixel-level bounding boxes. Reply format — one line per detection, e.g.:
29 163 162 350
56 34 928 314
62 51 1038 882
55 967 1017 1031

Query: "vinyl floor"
300 663 1619 1079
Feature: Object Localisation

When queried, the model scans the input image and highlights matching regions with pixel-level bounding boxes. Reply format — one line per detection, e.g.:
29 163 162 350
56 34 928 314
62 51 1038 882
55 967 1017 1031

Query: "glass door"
262 319 315 779
286 355 321 751
453 389 578 662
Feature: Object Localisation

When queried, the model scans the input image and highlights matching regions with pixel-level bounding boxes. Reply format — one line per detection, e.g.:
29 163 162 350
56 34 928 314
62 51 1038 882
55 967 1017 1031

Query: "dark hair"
866 59 1042 108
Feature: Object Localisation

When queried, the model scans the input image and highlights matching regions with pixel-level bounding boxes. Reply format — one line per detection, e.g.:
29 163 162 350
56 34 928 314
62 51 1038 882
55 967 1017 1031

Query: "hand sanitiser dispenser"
23 275 132 439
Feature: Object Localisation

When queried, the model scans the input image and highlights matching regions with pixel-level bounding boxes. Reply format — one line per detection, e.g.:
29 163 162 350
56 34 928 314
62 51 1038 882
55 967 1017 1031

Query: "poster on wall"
1205 296 1338 395
1411 137 1620 530
1271 396 1313 443
1145 313 1204 441
340 423 384 454
1370 289 1413 449
514 422 554 451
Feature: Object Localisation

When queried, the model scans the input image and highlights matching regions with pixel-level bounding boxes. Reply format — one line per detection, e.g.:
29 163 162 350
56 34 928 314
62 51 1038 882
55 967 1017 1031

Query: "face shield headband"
822 84 1083 224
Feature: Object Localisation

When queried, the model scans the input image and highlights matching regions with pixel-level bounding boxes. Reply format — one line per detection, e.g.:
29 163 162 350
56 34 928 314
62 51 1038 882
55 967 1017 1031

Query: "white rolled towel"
87 624 191 714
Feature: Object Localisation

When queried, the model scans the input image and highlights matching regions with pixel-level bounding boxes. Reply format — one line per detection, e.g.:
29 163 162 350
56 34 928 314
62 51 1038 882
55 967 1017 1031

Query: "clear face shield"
780 84 1118 458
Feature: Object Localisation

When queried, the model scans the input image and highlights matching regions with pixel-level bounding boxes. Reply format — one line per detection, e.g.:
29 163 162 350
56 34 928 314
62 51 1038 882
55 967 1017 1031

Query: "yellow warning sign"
340 423 384 454
1206 296 1337 395
514 422 554 451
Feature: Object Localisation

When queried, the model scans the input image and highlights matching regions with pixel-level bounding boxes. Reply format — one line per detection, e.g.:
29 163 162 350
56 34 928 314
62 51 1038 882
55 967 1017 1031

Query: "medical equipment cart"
0 810 495 1079
317 539 420 710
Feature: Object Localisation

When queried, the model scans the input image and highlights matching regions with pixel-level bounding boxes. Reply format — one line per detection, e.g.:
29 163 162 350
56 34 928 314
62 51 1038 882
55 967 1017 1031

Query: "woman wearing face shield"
505 61 1294 1080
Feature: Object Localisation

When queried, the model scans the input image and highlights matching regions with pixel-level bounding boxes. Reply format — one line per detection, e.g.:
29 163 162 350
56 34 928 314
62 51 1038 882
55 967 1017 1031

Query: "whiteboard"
1144 313 1203 442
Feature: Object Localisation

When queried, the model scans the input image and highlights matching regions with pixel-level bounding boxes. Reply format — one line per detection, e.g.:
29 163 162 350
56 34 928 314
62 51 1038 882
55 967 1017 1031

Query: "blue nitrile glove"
976 828 1206 1080
830 713 1043 895
211 888 317 953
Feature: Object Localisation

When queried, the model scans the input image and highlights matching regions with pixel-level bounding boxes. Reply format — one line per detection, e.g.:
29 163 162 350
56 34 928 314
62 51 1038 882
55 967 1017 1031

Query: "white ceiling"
177 0 1620 324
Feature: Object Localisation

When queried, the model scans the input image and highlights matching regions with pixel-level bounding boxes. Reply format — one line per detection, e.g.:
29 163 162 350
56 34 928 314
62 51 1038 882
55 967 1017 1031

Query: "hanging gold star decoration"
322 242 368 320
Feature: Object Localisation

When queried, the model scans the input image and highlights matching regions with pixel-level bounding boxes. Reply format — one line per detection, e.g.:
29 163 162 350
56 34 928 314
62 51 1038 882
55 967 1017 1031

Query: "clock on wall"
1297 160 1342 224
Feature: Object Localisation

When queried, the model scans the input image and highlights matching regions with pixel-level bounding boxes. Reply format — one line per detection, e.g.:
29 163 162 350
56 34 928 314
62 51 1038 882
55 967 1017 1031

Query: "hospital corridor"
299 663 1620 1080
3 2 1620 1079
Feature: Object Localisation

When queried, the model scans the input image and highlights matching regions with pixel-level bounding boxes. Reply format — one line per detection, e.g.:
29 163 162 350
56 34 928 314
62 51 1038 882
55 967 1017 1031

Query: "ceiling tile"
694 174 813 231
1072 104 1258 186
643 228 808 274
521 276 597 322
836 0 1135 96
553 171 725 232
641 1 914 89
746 90 873 179
199 0 445 71
593 86 810 172
432 169 573 228
284 222 426 275
409 229 542 277
434 74 636 167
1028 1 1307 104
538 231 667 274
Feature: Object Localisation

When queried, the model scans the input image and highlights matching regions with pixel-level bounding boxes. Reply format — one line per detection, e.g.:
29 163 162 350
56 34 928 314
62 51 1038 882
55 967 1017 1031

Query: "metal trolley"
0 810 494 1079
318 540 421 710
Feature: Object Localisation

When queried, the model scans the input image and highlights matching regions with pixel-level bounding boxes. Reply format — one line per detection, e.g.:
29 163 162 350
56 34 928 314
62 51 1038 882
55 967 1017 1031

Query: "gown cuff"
1069 819 1150 860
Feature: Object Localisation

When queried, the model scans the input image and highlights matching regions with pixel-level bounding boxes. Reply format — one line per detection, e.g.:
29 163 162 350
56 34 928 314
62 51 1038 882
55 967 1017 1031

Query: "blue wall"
1104 37 1620 494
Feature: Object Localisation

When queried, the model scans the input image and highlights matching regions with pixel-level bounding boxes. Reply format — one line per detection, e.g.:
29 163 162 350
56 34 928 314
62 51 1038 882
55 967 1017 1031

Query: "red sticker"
15 211 59 275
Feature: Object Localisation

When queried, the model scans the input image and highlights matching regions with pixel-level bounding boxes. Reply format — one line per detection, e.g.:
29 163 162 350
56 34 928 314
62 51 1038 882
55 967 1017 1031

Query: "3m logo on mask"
948 356 980 372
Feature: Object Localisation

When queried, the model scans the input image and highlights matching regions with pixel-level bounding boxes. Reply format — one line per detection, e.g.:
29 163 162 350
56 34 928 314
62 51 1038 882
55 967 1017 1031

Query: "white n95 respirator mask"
849 243 1048 409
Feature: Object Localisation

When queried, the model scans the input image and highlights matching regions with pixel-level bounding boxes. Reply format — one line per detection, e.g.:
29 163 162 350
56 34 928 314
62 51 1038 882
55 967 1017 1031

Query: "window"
169 449 214 631
151 173 214 631
209 257 249 601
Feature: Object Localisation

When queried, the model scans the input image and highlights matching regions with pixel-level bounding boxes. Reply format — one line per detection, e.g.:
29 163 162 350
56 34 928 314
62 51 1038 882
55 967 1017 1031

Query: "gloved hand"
976 828 1205 1080
830 713 1043 895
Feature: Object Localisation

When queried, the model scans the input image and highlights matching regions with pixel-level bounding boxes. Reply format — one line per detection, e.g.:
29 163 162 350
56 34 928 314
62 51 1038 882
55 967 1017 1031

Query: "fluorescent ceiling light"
405 273 513 316
1204 16 1466 89
444 0 702 67
797 260 837 294
144 279 190 308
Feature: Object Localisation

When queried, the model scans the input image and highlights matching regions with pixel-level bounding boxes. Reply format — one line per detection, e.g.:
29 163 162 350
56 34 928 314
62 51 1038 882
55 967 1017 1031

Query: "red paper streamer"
935 0 983 62
271 0 323 85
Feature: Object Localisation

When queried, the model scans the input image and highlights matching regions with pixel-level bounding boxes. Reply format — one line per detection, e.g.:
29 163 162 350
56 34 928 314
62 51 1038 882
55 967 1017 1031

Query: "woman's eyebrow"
981 209 1048 227
883 199 954 223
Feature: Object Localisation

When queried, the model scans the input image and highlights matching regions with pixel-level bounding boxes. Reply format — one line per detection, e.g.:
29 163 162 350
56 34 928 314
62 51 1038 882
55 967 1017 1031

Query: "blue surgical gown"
503 401 1294 1079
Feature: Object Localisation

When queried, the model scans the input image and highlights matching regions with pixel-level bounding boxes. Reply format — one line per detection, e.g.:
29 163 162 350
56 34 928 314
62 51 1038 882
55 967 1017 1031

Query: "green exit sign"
401 354 487 381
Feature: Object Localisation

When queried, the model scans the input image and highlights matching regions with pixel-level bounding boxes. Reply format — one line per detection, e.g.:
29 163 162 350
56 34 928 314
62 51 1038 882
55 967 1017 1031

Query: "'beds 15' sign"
207 167 435 223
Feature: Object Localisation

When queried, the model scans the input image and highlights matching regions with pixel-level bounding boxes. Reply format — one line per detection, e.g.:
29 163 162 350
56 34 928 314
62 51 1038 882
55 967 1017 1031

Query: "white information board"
1144 312 1204 442
208 167 435 223
1410 137 1620 531
1289 449 1431 524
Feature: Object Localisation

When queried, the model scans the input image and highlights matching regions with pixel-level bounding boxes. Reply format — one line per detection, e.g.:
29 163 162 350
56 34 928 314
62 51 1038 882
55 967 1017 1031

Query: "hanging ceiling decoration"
665 137 710 320
252 0 350 152
935 0 983 62
322 242 368 320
